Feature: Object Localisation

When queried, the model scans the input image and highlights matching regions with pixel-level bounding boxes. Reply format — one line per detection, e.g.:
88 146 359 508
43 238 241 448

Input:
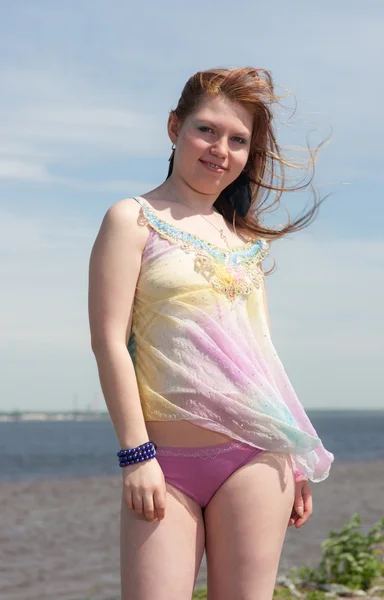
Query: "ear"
167 111 180 145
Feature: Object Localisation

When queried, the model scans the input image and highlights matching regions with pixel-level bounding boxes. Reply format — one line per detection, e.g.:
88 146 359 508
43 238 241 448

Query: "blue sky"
0 1 383 412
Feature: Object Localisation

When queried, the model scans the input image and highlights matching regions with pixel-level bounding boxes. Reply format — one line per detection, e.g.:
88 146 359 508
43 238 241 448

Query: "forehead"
190 95 253 133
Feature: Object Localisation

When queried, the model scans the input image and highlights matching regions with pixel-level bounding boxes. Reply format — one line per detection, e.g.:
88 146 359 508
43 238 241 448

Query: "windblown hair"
168 66 329 243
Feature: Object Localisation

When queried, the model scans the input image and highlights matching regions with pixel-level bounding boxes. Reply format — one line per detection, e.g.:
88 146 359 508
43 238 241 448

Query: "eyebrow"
194 118 251 139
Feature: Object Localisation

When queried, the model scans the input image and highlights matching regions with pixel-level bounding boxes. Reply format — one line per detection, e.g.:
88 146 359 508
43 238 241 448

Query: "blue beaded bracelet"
117 440 158 467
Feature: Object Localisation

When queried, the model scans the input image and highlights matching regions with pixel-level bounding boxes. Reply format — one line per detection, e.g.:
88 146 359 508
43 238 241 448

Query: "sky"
0 1 383 412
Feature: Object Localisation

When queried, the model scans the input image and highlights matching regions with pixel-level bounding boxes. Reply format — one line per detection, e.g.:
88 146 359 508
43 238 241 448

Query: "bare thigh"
204 451 295 600
120 482 205 600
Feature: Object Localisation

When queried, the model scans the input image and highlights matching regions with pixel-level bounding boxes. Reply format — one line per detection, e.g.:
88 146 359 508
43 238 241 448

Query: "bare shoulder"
89 197 150 348
99 196 150 252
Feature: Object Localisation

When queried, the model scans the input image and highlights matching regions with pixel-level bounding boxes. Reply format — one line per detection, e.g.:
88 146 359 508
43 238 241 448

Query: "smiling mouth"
199 160 227 171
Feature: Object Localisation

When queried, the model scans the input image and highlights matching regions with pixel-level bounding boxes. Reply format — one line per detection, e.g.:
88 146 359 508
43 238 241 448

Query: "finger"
132 490 144 514
293 484 305 518
142 493 156 522
303 486 313 516
154 488 166 520
296 484 313 528
294 506 312 528
294 516 308 529
123 489 134 510
289 509 300 526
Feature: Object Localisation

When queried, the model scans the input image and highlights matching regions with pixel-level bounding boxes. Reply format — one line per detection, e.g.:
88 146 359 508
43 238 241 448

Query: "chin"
194 179 226 194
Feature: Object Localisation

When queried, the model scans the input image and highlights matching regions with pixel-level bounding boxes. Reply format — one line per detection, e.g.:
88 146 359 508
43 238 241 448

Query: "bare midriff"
145 420 234 447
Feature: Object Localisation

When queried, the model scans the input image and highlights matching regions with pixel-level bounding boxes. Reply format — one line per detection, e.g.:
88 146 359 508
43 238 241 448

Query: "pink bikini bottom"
155 440 265 509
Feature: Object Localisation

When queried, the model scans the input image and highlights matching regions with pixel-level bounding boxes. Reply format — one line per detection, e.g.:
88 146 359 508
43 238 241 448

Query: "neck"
163 175 220 215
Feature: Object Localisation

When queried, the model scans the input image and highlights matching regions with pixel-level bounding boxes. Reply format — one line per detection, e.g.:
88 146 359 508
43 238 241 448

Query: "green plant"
273 588 295 598
318 513 384 590
192 585 207 599
291 513 384 591
289 564 316 585
305 592 327 600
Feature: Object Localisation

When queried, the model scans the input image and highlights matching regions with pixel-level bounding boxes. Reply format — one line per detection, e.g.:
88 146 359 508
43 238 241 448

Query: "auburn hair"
167 66 329 243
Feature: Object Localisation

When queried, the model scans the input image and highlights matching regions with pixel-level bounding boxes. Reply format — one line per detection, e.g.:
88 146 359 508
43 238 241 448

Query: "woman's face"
168 94 253 195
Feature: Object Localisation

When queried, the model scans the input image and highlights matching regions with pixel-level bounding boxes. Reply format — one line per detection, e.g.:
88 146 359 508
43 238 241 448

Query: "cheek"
233 148 250 171
177 135 208 172
183 130 207 154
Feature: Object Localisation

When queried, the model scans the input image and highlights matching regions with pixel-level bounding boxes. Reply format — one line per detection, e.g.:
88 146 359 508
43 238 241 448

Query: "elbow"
90 334 127 357
90 332 103 354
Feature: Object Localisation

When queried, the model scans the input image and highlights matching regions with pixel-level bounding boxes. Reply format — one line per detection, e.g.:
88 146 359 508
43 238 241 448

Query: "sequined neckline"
136 195 262 256
133 195 269 301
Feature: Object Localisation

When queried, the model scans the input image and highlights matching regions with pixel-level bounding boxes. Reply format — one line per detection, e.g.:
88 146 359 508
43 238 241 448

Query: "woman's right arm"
89 199 167 522
88 198 150 449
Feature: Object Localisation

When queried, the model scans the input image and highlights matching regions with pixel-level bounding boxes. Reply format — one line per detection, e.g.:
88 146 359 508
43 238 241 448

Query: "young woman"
88 67 334 600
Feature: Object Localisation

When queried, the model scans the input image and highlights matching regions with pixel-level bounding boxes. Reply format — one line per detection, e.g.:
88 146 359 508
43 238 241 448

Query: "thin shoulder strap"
131 196 144 207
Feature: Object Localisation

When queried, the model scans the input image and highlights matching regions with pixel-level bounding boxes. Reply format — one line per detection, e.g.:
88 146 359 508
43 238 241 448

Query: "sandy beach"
1 460 383 600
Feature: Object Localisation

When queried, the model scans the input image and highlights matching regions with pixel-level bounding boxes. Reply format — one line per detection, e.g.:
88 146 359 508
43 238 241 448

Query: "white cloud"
0 97 165 168
0 160 52 182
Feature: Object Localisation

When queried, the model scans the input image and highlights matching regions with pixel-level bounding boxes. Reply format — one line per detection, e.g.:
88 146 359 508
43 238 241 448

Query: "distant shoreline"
0 412 110 422
0 408 383 423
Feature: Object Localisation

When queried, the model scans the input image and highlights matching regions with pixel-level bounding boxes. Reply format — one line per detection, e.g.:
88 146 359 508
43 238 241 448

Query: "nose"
210 136 228 158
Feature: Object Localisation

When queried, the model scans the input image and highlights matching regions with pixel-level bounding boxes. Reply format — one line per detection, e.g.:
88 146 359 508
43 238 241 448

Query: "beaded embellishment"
134 197 269 301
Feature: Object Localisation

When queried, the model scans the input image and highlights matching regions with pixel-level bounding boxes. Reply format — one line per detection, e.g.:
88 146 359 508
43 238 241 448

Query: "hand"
122 458 167 522
288 478 313 529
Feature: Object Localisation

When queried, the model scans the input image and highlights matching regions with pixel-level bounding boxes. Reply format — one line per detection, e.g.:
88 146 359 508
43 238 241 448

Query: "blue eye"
198 126 247 144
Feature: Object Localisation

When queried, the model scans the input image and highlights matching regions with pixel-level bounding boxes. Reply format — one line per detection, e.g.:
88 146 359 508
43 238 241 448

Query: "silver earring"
171 143 176 151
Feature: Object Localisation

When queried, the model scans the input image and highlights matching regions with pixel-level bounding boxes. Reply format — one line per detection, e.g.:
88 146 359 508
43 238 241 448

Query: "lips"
199 159 228 171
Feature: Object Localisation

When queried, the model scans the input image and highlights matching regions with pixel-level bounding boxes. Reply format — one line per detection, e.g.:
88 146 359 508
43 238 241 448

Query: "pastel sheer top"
127 196 334 482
